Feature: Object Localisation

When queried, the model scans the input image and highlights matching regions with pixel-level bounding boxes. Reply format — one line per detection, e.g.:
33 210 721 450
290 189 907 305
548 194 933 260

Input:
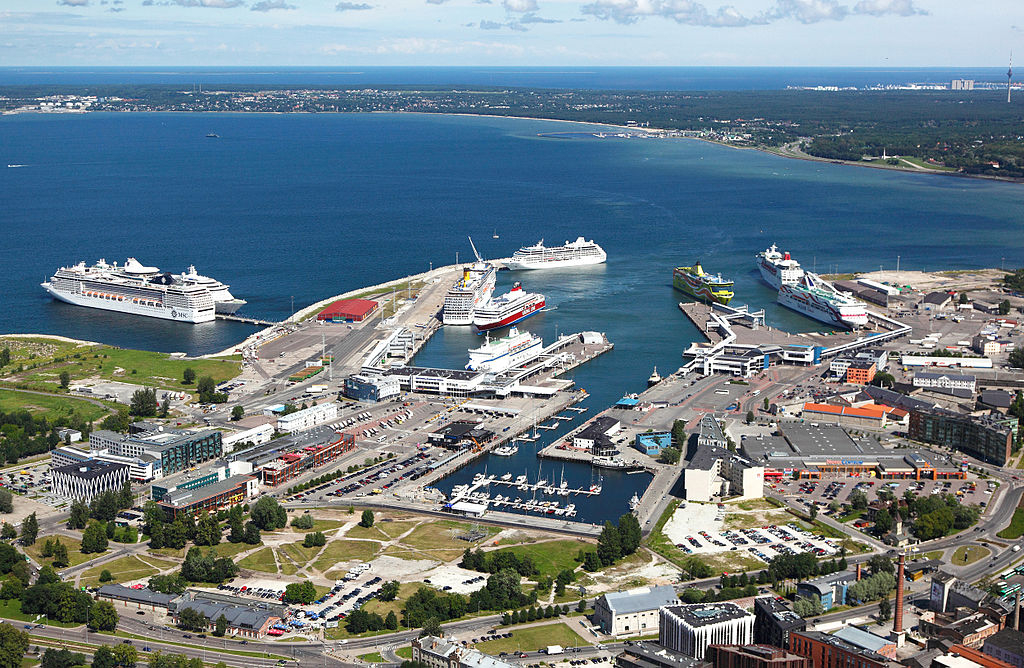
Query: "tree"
792 596 823 618
196 376 216 403
868 554 894 576
849 489 868 510
870 372 895 388
242 521 261 545
671 420 687 448
183 368 196 385
283 581 317 604
177 607 209 632
359 510 375 528
20 513 37 546
302 531 326 548
745 410 755 424
878 596 892 621
68 500 89 530
99 569 113 583
0 622 28 668
385 610 399 630
193 514 222 547
91 646 117 668
90 491 119 523
112 644 137 668
51 541 69 568
583 551 601 571
231 406 244 421
250 497 287 531
763 396 770 411
0 491 11 516
290 514 314 530
617 514 642 555
1010 346 1024 370
1000 300 1012 316
118 481 135 510
58 371 70 390
576 599 587 613
378 581 401 602
874 509 893 535
0 349 9 369
0 525 13 541
81 522 109 554
808 504 818 522
419 617 442 638
596 522 621 566
129 388 159 417
213 614 228 637
42 648 86 668
159 398 170 418
658 447 681 464
88 601 119 632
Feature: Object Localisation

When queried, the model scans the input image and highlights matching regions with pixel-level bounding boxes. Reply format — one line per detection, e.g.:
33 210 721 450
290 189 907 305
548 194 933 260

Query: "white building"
913 372 977 393
58 428 82 443
683 445 764 503
222 423 275 450
659 603 755 660
276 402 339 433
593 585 679 637
51 445 160 482
51 461 130 502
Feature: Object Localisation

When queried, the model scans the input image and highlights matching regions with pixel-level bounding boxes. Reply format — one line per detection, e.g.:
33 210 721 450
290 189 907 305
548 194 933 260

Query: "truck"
545 646 564 656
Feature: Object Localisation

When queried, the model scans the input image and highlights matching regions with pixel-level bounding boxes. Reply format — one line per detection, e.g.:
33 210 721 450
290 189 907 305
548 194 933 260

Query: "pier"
216 313 280 327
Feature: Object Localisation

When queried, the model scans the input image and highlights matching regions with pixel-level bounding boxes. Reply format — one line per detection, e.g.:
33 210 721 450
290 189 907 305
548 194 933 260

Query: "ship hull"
777 285 868 330
215 299 247 315
473 298 545 332
42 283 214 323
442 268 497 325
466 337 544 373
757 260 783 290
505 254 606 271
672 273 734 305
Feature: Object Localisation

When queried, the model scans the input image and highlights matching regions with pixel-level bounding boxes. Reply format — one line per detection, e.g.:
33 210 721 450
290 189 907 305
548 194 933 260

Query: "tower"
891 552 906 647
1009 52 1014 104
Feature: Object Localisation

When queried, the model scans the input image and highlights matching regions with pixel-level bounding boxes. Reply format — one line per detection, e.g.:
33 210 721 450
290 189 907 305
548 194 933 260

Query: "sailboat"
492 229 499 239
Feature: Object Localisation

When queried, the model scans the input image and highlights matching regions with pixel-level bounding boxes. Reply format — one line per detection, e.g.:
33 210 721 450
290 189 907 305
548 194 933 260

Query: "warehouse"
317 298 379 322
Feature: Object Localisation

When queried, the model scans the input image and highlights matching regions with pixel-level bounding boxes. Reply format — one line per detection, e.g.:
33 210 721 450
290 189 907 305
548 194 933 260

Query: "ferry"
673 262 734 305
777 272 869 329
443 238 496 325
472 282 545 332
756 244 805 290
41 257 225 323
466 327 544 373
505 237 606 270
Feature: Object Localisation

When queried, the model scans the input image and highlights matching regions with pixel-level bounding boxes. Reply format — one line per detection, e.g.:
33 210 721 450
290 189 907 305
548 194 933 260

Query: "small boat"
206 133 219 138
492 229 499 239
629 493 641 511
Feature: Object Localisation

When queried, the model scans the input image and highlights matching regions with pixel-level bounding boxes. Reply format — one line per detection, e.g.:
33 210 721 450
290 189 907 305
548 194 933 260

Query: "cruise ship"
472 283 545 333
178 264 247 314
672 262 734 305
443 238 497 325
777 272 869 329
466 327 544 373
42 258 219 323
756 244 805 290
505 237 606 270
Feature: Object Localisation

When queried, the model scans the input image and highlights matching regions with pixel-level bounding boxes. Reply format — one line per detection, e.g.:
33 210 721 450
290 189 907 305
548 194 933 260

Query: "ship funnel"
463 269 472 282
784 252 791 260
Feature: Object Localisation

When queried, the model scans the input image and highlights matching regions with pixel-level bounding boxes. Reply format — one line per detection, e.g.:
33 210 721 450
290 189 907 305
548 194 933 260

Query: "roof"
753 596 805 631
600 585 678 616
98 584 176 607
661 602 753 629
984 628 1024 657
175 599 278 631
52 459 128 480
802 403 886 420
915 371 976 382
792 631 887 662
577 417 619 440
780 424 887 457
698 414 726 442
832 626 892 653
317 298 378 319
159 475 253 508
924 291 953 305
980 390 1014 408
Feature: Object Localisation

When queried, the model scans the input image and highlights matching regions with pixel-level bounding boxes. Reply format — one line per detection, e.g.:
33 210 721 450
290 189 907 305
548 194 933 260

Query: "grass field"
358 652 385 663
475 623 586 654
400 521 497 561
238 547 278 573
207 541 256 559
361 582 422 619
79 554 177 588
395 647 413 659
376 521 418 539
0 389 109 422
292 519 347 534
723 510 792 530
999 507 1024 539
952 545 990 566
344 524 388 540
483 540 584 580
312 539 380 572
24 536 105 569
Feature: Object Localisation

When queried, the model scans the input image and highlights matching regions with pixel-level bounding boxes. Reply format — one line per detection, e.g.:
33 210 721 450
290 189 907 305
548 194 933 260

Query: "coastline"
0 333 102 347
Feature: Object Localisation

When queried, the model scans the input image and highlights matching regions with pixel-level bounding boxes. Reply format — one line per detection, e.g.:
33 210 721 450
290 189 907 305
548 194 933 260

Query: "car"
183 634 192 639
122 640 132 645
136 610 145 615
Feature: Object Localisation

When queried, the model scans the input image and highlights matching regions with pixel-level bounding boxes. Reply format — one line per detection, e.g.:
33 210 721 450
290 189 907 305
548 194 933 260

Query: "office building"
635 432 671 457
344 374 401 403
157 475 258 518
660 603 754 660
51 445 159 481
909 408 1012 466
594 585 679 636
259 433 356 486
913 372 977 396
753 597 806 650
89 426 223 477
697 414 727 449
683 445 763 503
51 460 129 502
796 572 854 612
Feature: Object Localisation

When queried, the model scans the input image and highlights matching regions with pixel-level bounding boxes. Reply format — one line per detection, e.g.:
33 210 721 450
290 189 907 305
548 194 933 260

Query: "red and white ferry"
472 283 546 332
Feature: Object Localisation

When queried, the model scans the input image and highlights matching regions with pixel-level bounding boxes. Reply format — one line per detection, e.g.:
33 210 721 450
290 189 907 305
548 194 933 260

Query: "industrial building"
97 584 177 612
830 626 897 659
789 631 889 668
796 572 855 611
659 603 754 660
909 408 1013 466
344 374 401 403
276 402 339 433
705 645 812 668
931 572 991 614
593 585 679 637
983 628 1024 667
753 597 806 650
260 433 356 486
51 460 129 502
316 298 379 322
800 402 887 429
169 593 282 638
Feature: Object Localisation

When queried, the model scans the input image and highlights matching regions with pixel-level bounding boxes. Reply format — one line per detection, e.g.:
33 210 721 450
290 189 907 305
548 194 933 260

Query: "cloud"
502 0 537 12
167 0 245 7
336 1 372 9
57 0 90 5
519 11 560 23
580 0 925 26
251 0 295 9
425 0 450 4
479 19 503 28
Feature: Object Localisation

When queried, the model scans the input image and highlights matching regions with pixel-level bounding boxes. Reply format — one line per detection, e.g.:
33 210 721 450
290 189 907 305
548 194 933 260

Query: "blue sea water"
0 66 1011 90
4 111 1024 521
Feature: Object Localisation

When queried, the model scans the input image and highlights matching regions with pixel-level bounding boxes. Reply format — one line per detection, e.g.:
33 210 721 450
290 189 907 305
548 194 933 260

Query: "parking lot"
770 475 993 512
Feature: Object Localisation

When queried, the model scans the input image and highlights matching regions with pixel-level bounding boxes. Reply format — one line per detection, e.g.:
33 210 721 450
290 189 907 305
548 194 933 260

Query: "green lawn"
361 582 422 619
0 389 109 423
79 554 178 588
395 647 413 659
837 508 866 523
312 539 380 572
1000 507 1024 539
475 623 587 654
92 348 240 390
238 547 278 573
358 652 385 663
344 524 388 540
400 521 498 561
484 540 587 580
952 545 990 566
24 536 107 569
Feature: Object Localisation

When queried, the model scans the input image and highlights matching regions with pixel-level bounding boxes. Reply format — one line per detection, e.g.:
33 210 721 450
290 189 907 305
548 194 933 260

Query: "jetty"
216 313 279 327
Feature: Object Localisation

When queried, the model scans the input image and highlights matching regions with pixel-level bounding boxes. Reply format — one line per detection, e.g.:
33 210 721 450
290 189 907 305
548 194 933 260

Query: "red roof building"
317 299 379 322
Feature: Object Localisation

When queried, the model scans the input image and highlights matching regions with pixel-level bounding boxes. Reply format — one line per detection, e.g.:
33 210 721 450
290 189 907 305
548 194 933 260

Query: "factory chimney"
1009 52 1014 104
892 552 906 646
856 563 862 581
1015 590 1021 631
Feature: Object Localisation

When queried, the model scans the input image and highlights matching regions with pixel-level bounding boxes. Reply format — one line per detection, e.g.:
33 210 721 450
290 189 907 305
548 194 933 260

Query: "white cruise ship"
466 327 544 373
178 265 247 314
443 238 497 325
41 258 223 323
756 244 805 290
505 237 606 270
777 272 869 330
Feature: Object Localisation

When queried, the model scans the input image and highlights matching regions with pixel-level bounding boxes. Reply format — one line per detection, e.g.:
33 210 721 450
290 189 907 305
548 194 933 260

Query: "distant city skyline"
3 1 1021 67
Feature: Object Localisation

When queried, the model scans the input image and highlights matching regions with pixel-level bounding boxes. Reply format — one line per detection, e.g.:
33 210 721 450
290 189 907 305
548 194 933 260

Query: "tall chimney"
894 553 906 636
856 563 862 581
1015 590 1021 631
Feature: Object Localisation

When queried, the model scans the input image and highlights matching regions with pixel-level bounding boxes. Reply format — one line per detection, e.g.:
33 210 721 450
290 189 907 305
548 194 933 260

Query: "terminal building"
659 603 754 660
51 460 129 502
593 585 678 637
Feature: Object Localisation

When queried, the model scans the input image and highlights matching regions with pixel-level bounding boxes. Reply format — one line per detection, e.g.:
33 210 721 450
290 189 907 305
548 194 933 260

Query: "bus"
999 583 1021 597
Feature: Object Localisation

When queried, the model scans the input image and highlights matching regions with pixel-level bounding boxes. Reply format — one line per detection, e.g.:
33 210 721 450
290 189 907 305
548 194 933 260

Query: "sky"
2 0 1021 66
